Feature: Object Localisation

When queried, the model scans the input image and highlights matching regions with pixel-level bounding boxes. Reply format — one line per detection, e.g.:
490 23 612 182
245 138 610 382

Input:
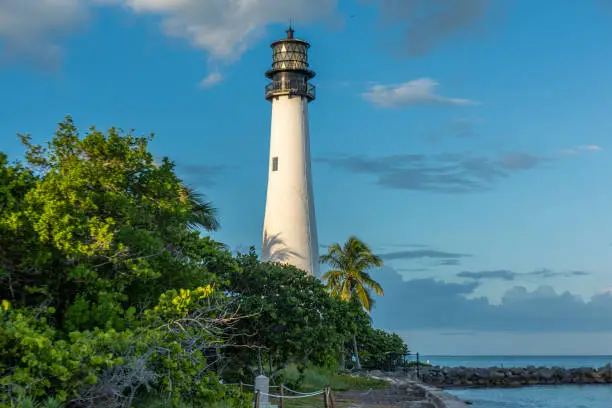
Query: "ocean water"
449 385 612 408
420 355 612 408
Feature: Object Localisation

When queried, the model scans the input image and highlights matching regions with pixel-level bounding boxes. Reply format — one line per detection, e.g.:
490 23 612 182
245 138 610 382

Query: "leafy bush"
12 396 64 408
358 328 409 370
0 286 248 408
217 251 355 380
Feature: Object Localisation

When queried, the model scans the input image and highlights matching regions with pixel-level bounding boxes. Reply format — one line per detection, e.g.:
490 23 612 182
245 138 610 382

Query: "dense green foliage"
358 328 409 370
0 117 407 407
217 250 357 379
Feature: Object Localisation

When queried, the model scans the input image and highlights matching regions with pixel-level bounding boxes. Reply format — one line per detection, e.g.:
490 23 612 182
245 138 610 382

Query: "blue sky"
2 0 612 354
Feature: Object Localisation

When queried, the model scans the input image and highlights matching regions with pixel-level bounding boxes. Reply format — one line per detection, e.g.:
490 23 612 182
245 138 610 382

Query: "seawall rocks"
419 364 612 388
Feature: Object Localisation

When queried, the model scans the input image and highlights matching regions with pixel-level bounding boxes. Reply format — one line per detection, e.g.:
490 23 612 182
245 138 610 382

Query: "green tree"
358 328 409 370
320 236 384 311
0 152 37 304
217 248 350 380
328 298 372 370
182 185 219 232
0 116 220 329
0 117 247 407
320 236 384 369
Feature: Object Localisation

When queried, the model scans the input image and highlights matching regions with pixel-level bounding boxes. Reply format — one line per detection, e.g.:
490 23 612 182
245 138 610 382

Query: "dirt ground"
331 382 434 408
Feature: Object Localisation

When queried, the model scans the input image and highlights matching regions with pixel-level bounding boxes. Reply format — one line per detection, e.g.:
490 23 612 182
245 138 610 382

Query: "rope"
281 385 324 395
257 390 325 399
224 382 327 399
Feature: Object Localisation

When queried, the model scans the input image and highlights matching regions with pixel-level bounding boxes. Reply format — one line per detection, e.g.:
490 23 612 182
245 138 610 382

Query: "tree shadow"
262 231 302 263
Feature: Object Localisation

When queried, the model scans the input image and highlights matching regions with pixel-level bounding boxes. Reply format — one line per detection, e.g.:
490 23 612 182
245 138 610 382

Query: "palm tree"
321 236 384 311
320 236 384 369
180 185 220 231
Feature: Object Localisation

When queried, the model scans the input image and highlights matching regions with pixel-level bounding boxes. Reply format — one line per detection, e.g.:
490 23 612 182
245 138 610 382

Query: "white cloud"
199 71 223 88
579 145 602 151
117 0 338 61
0 0 89 67
362 78 476 108
559 145 603 156
0 0 338 68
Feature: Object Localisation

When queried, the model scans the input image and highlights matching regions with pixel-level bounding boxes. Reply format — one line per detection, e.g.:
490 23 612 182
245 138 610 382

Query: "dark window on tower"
272 157 279 171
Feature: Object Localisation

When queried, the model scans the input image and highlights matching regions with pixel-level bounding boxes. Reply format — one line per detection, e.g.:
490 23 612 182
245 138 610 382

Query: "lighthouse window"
272 157 279 171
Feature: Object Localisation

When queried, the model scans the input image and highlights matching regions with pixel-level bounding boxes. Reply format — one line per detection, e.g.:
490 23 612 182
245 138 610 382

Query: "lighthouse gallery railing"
265 80 316 100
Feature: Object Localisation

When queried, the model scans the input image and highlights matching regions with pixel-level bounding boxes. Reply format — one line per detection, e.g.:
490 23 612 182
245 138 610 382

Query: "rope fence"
229 382 337 408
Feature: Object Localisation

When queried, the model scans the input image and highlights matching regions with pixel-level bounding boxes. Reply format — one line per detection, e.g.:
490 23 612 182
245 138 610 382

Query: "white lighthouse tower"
261 26 319 276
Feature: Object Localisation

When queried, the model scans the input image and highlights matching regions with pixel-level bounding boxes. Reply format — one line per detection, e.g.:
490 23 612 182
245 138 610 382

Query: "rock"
369 369 385 378
535 368 553 381
417 364 612 388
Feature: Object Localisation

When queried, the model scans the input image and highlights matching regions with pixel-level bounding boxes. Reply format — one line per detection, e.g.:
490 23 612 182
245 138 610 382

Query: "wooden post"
329 387 336 408
323 385 330 408
240 381 243 394
280 384 285 408
416 352 420 379
254 390 260 408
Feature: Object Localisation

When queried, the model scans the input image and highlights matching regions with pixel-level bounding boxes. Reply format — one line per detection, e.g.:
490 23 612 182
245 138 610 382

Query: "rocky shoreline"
416 364 612 388
342 366 612 407
337 375 470 407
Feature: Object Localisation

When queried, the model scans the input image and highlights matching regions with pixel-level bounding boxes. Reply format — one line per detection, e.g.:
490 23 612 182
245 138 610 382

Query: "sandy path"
332 382 435 408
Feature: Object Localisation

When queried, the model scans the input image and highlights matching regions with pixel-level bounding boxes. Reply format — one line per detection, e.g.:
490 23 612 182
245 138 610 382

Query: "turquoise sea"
421 355 612 408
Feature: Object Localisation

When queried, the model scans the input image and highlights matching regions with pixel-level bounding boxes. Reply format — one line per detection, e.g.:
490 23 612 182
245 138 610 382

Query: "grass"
276 364 389 392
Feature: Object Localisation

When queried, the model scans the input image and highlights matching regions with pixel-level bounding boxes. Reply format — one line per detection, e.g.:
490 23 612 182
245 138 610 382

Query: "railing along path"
226 382 337 407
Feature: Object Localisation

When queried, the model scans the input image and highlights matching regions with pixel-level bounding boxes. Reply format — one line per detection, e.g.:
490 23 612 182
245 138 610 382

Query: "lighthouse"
261 26 319 276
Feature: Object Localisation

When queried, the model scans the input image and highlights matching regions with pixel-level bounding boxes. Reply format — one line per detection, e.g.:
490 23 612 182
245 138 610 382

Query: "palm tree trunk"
353 334 361 370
